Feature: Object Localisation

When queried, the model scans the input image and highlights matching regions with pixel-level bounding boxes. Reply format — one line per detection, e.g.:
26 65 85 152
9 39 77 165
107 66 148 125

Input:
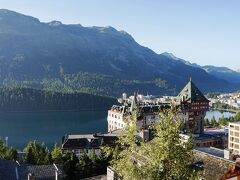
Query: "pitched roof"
18 164 66 180
62 134 118 149
0 160 17 180
0 160 66 180
178 79 209 102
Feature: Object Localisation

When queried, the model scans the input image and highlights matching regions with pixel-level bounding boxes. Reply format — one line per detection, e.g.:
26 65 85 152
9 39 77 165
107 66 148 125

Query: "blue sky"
0 0 240 70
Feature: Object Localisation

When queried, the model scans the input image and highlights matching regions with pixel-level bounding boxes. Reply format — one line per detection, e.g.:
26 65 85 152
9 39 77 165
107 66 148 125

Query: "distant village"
209 92 240 109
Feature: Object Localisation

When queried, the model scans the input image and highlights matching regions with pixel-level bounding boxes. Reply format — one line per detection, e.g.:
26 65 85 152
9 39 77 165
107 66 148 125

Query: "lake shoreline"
211 108 239 113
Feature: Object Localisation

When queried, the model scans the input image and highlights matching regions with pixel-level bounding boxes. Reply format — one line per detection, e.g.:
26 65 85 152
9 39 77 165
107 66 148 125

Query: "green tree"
210 116 218 127
0 140 18 160
44 152 53 164
109 108 199 179
204 118 210 126
5 148 18 161
90 149 97 175
219 116 228 126
24 141 50 165
51 144 63 164
63 152 79 179
96 148 109 174
76 150 92 178
235 112 240 121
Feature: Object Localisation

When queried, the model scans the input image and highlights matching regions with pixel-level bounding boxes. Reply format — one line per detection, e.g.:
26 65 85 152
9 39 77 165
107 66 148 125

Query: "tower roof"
178 79 209 102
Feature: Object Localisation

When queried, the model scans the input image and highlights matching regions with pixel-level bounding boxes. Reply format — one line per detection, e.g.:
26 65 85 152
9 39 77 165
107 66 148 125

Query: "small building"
62 133 117 158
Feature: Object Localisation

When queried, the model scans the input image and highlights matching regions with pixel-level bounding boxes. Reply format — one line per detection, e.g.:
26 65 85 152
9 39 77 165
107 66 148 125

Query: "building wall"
63 148 99 158
179 111 206 134
107 110 125 132
107 110 159 132
229 123 240 154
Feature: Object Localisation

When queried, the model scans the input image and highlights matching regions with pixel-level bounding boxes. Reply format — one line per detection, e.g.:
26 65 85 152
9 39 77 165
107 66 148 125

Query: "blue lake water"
0 111 107 150
0 110 236 150
205 110 236 121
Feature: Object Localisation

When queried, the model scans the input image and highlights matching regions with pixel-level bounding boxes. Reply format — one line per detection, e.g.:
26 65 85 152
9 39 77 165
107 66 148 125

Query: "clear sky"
0 0 240 70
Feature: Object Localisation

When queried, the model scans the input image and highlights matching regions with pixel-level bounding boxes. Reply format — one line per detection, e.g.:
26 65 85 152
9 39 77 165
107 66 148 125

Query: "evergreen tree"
210 116 218 127
51 144 63 164
5 148 18 161
44 152 53 164
77 150 92 178
63 152 79 179
24 141 49 165
96 148 109 174
90 149 97 175
204 118 210 126
235 112 240 121
219 116 228 126
25 147 35 164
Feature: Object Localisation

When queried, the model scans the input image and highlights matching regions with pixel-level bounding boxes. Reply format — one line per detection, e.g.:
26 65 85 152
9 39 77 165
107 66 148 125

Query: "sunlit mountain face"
0 9 238 96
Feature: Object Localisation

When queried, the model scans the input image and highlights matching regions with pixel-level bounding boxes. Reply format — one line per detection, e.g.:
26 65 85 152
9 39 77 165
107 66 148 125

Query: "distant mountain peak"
47 20 63 27
161 52 180 60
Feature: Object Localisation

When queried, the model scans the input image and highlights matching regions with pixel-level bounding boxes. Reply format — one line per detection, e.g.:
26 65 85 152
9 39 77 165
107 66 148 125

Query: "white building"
229 122 240 154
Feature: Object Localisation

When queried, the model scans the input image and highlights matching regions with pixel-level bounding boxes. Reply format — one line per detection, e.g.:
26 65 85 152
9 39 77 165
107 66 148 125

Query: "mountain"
0 9 238 96
161 52 201 68
163 52 240 84
202 66 240 84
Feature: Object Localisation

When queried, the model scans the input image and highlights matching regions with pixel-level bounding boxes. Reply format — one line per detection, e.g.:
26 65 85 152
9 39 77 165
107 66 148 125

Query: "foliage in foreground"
0 140 111 179
0 139 17 160
107 108 200 180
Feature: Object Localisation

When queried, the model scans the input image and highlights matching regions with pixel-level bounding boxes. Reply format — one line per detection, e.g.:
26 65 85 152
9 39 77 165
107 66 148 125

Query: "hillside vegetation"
0 87 117 111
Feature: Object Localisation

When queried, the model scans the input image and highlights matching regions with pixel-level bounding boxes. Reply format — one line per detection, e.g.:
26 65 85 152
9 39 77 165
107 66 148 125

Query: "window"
235 126 240 131
235 132 240 137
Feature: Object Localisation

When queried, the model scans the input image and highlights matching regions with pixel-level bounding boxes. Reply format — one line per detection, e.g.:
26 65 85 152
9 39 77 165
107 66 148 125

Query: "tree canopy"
108 108 199 180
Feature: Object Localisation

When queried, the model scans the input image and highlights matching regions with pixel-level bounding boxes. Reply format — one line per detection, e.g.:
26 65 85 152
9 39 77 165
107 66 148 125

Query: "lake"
0 111 108 150
205 110 236 121
0 110 236 150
